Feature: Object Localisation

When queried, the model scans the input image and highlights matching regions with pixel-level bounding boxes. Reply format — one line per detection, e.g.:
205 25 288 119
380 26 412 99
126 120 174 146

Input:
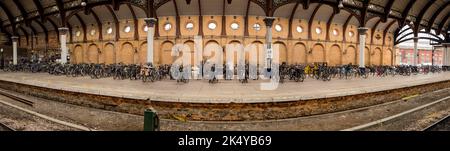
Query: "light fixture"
338 0 344 9
81 1 87 6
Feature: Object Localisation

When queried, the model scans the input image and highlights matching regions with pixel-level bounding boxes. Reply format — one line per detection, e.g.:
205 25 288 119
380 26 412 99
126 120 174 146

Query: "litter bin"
143 108 159 131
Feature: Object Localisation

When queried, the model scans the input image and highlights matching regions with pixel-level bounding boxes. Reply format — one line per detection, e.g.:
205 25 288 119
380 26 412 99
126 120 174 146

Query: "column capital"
144 18 158 27
263 17 276 27
58 27 69 35
11 36 19 42
357 27 368 35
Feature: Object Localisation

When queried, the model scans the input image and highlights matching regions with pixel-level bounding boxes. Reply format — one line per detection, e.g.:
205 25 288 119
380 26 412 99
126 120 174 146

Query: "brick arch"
73 44 83 64
103 43 115 64
292 42 307 64
205 40 222 64
138 42 147 65
160 41 174 65
273 41 287 64
119 42 135 64
371 47 382 65
383 49 393 65
308 44 325 63
87 44 99 64
251 41 264 66
343 45 357 65
329 44 342 66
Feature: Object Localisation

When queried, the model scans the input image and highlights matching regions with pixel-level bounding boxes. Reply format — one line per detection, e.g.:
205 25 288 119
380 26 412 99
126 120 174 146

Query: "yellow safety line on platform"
0 99 97 131
341 96 450 131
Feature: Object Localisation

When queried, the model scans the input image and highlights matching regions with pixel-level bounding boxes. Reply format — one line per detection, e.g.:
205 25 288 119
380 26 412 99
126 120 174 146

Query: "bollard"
143 108 159 131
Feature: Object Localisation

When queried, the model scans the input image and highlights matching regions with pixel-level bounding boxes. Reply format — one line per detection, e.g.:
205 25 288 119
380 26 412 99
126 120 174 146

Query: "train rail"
0 89 34 106
0 122 15 131
422 115 450 131
342 96 450 131
0 91 96 131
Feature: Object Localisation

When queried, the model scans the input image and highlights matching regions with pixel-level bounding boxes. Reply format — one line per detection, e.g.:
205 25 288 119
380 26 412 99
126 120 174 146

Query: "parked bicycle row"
2 61 449 84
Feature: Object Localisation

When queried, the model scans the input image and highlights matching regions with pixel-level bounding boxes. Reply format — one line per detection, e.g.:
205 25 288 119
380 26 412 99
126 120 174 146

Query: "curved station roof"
0 0 449 44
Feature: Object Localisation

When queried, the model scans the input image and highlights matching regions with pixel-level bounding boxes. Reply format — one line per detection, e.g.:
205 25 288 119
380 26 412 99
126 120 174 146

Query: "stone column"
263 17 275 69
11 36 18 65
413 38 418 66
59 27 69 64
358 27 368 68
144 18 157 64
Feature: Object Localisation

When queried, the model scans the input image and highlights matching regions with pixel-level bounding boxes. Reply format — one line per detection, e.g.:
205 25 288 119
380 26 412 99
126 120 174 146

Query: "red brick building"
397 48 443 65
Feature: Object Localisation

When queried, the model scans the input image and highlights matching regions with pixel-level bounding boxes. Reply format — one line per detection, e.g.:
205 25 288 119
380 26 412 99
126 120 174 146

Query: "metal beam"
414 0 436 36
74 14 87 42
127 4 139 41
382 0 395 22
55 0 67 27
106 5 120 41
308 4 322 39
383 19 396 45
244 0 251 36
360 0 371 27
437 13 450 35
399 0 416 27
427 1 450 32
173 0 181 37
13 0 30 26
47 17 60 43
33 0 46 22
90 9 103 41
343 14 355 42
18 26 29 46
34 20 49 44
0 1 17 35
288 2 300 38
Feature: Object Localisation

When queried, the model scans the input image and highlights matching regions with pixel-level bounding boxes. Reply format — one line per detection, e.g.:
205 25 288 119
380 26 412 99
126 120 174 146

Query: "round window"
75 31 81 37
124 26 131 33
296 26 303 33
315 27 322 34
230 22 239 30
333 29 339 36
164 23 172 31
90 29 96 36
186 22 194 30
253 23 261 31
349 31 354 37
106 27 113 34
275 24 282 32
208 22 217 30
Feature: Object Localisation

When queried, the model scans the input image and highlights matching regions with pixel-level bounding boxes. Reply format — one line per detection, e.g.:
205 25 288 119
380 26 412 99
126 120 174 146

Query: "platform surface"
0 72 449 103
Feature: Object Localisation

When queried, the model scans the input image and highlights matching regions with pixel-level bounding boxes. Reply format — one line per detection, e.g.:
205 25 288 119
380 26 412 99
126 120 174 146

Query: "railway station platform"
0 72 449 103
0 72 449 121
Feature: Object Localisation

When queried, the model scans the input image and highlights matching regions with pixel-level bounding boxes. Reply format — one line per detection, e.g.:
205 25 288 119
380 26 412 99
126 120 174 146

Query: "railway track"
0 122 15 131
0 89 34 106
423 115 450 131
342 96 450 131
0 90 96 131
